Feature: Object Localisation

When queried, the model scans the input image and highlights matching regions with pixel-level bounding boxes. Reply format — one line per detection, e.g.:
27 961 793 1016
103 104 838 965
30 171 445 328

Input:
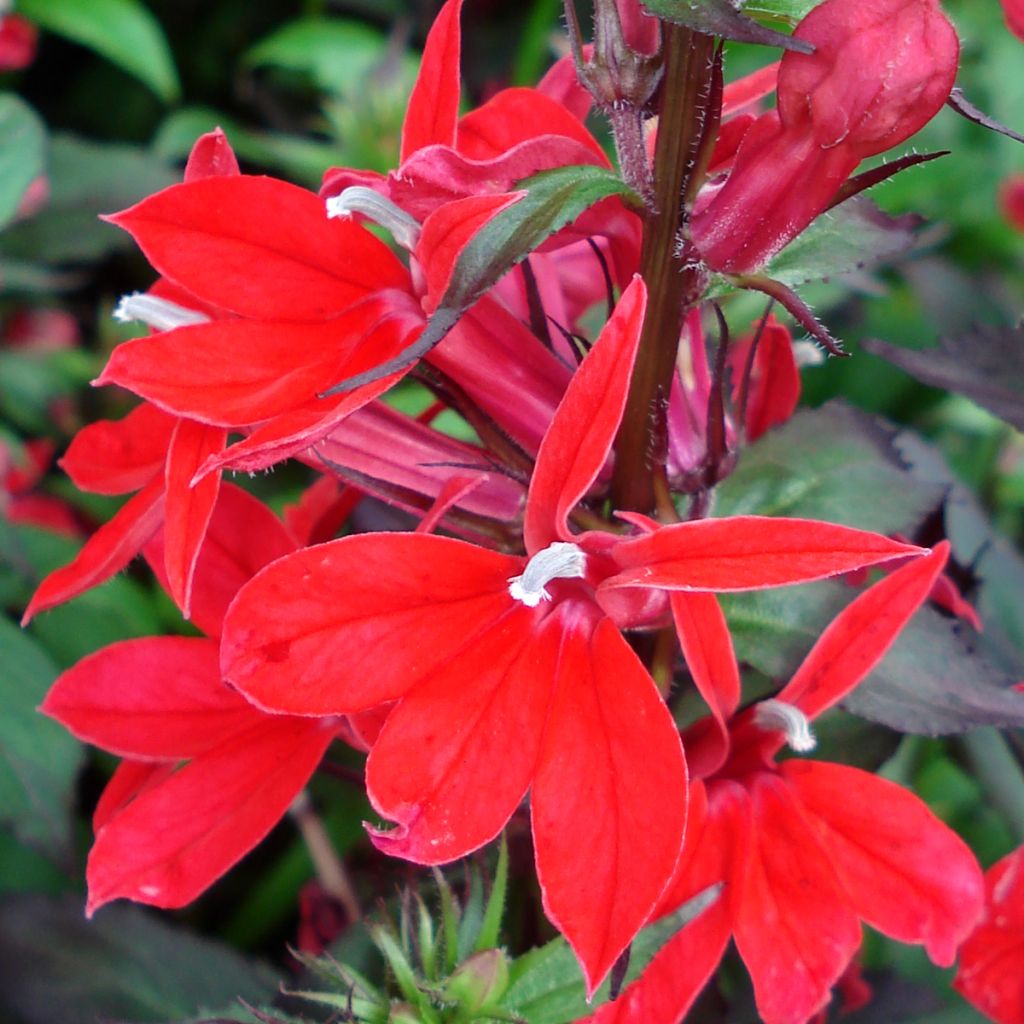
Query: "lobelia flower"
690 0 961 273
220 276 926 994
38 482 381 914
580 544 984 1024
0 13 37 71
955 845 1024 1024
1001 173 1024 233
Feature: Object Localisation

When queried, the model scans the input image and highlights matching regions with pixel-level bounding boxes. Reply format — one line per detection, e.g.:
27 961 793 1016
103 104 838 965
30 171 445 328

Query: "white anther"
113 293 210 332
793 340 826 368
508 542 586 608
754 699 817 753
326 186 421 252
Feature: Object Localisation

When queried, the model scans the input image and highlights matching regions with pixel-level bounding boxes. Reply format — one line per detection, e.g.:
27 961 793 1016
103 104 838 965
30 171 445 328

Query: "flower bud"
442 949 511 1012
778 0 960 158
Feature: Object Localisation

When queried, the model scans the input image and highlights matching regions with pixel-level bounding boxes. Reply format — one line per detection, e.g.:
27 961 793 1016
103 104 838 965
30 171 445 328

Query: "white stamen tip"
508 541 586 608
325 186 421 252
113 293 210 332
793 340 826 368
754 699 817 753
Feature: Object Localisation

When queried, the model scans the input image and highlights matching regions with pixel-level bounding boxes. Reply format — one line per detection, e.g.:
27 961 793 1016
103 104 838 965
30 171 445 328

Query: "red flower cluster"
25 0 990 1016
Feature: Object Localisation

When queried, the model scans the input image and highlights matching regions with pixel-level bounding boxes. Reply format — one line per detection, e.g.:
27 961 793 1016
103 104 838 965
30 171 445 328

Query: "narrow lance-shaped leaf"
640 0 814 52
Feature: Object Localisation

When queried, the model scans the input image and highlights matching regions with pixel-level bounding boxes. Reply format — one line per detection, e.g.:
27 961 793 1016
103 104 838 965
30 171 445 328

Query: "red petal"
106 175 409 320
587 781 741 1024
955 846 1024 1024
97 301 399 426
524 276 647 552
184 128 241 181
670 592 740 778
22 477 164 624
221 533 524 715
400 0 463 162
93 761 174 832
86 717 333 913
783 759 983 966
722 61 779 116
457 88 608 165
41 636 259 759
60 403 175 495
417 192 522 312
776 542 949 719
731 314 800 442
365 611 550 864
734 773 861 1024
532 612 687 996
163 419 226 615
606 517 923 593
146 482 296 637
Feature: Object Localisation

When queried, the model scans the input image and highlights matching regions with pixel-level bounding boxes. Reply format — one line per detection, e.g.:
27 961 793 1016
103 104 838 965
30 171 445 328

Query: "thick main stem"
611 25 717 514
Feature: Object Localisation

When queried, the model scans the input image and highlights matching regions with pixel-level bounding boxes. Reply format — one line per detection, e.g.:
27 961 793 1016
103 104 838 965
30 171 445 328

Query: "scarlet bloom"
955 845 1024 1024
1002 0 1024 41
1001 173 1024 233
691 0 960 272
583 544 984 1024
221 277 923 994
39 484 350 914
0 14 37 71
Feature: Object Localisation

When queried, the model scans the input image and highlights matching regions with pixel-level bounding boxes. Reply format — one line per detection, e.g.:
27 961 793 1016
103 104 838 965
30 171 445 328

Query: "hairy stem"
612 24 717 513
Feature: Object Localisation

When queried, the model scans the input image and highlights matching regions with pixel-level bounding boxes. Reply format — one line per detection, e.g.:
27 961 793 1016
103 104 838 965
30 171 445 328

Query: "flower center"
114 293 210 332
508 542 587 608
325 186 421 252
753 699 817 753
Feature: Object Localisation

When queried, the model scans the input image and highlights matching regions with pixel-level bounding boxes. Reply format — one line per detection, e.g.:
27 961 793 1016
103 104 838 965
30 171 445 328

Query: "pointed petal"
145 482 296 637
532 612 688 996
731 315 800 442
41 636 260 759
365 611 550 864
22 477 164 624
783 760 983 966
415 475 482 535
97 301 400 426
86 718 333 913
106 175 409 320
587 782 742 1024
184 128 241 181
163 419 226 615
60 403 175 495
524 276 647 552
776 542 949 720
221 533 524 715
670 592 740 778
734 773 861 1024
605 517 923 593
400 0 463 162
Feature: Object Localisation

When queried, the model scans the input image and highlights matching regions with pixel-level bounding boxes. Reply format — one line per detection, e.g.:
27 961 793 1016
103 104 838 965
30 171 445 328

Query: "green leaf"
0 134 177 267
740 0 821 25
327 165 639 394
640 0 812 51
245 17 390 95
714 402 944 535
500 886 720 1024
17 0 180 102
760 198 922 291
0 95 46 232
0 893 275 1024
0 618 82 866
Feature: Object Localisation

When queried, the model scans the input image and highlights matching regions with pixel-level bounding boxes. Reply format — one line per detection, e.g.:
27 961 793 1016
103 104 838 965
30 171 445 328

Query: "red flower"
40 484 346 914
220 277 923 994
955 845 1024 1024
1002 0 1024 41
582 544 984 1024
1001 173 1024 233
691 0 960 272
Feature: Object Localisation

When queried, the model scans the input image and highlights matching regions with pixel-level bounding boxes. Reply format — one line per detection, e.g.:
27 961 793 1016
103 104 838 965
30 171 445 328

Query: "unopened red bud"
778 0 959 158
442 949 511 1011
